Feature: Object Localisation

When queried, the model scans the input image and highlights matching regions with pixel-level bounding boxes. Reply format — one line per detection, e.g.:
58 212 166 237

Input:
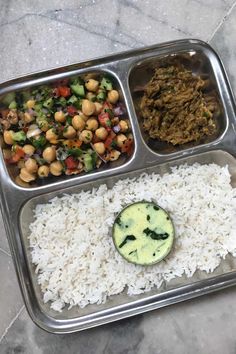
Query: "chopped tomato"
67 105 77 116
121 138 133 156
58 86 71 97
98 112 111 131
0 109 10 119
65 156 78 169
65 168 81 176
62 139 82 148
102 101 113 111
104 131 116 150
10 146 25 163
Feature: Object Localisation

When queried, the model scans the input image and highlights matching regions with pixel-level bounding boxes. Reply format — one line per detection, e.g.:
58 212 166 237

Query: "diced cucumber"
8 101 17 109
100 77 113 91
58 97 67 107
34 103 43 112
70 84 85 97
1 92 15 106
97 90 106 102
67 95 78 105
43 97 53 109
12 131 26 143
83 153 94 172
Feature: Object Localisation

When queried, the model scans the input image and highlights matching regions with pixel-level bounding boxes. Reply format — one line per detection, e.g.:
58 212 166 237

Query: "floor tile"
0 212 10 255
0 251 23 340
210 2 236 95
2 288 236 354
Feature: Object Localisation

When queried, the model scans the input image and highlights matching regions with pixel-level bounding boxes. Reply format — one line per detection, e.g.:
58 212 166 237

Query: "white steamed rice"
29 163 236 311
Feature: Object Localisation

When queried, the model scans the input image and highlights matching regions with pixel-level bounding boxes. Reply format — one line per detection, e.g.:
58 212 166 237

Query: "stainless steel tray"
1 39 236 333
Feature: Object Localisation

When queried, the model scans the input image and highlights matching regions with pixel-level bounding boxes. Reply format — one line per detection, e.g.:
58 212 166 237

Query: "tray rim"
1 38 236 333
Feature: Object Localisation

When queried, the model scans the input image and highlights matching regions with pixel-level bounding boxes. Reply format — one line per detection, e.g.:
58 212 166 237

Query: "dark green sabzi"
112 201 175 266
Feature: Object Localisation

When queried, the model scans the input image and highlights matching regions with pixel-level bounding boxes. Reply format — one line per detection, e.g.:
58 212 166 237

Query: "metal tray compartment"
129 49 227 155
19 150 236 333
0 70 135 189
1 39 236 333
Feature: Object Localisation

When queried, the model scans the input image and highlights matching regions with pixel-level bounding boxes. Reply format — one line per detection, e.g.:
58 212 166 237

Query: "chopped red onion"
113 104 125 116
26 124 41 139
112 124 121 133
27 108 37 116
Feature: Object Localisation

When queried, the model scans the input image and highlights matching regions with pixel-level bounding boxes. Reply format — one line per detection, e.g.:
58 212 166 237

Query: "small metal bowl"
112 201 175 266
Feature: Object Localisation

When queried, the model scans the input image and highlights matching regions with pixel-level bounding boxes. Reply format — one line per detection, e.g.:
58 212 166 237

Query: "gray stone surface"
0 212 10 255
1 0 236 353
2 289 236 354
0 251 23 341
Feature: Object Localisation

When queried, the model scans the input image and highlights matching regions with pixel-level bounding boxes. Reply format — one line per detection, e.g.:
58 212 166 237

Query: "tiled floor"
1 0 236 353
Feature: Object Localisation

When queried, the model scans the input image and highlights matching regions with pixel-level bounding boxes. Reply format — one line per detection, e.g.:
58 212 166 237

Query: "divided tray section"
128 45 231 157
1 39 236 195
0 69 137 190
18 150 236 332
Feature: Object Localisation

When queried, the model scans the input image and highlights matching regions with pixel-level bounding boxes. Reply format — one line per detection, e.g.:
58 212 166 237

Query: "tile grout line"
0 305 25 344
0 247 11 257
208 0 236 42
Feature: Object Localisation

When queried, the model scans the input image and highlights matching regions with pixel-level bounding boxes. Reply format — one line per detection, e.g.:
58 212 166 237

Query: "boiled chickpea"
19 167 36 182
82 99 95 116
24 112 34 123
26 99 35 109
39 120 49 132
46 128 58 142
119 120 129 133
107 90 119 104
85 79 99 92
54 111 66 123
63 125 76 139
86 92 96 101
38 165 50 178
17 160 25 169
93 142 105 155
3 130 14 145
94 102 103 115
77 112 89 122
15 175 30 188
109 149 121 161
42 146 56 163
95 127 108 140
50 161 63 176
72 115 85 131
25 158 38 173
116 134 127 148
22 144 35 156
85 118 98 131
79 130 93 143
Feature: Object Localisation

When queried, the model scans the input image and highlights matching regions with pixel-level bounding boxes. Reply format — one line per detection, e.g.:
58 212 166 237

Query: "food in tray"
0 76 133 184
113 202 174 265
140 65 219 145
29 162 236 311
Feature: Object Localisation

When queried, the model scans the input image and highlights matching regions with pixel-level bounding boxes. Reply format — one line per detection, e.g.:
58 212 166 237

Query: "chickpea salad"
0 76 133 185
